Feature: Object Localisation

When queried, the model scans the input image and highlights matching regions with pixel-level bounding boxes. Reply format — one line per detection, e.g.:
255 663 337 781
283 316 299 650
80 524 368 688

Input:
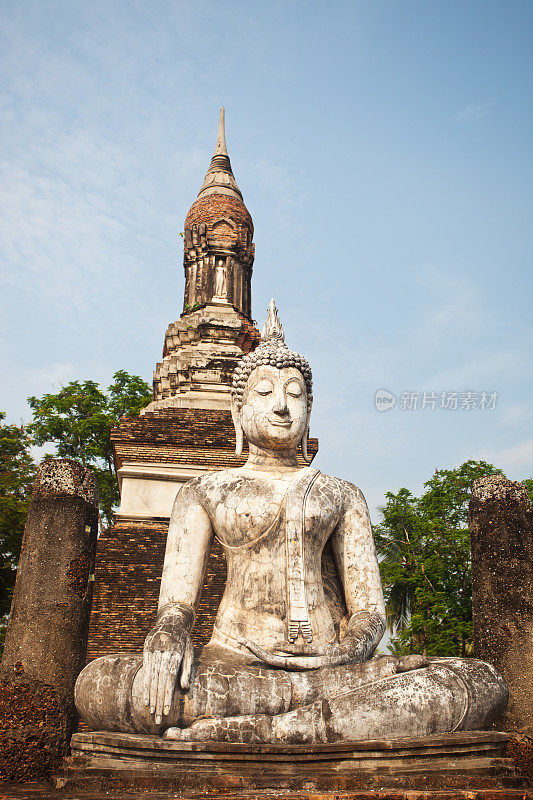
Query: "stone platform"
53 730 527 792
2 785 533 800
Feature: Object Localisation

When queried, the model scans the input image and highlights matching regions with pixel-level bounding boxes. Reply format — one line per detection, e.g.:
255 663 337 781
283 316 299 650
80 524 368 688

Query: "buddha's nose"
272 388 289 415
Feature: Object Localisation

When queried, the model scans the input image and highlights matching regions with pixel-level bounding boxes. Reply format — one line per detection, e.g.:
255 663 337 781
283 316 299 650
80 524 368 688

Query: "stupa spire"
214 106 228 156
145 105 258 415
197 106 243 200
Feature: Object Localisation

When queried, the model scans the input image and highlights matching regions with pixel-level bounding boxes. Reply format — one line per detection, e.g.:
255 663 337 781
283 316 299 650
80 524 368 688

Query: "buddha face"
238 365 309 452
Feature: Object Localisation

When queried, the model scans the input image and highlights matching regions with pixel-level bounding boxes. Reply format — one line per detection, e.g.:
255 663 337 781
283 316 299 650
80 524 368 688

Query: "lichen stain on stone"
66 553 91 598
472 474 531 507
32 459 99 506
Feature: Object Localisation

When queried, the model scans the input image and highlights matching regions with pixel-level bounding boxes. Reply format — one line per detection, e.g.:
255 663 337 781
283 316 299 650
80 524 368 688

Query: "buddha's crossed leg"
75 645 507 743
166 656 507 743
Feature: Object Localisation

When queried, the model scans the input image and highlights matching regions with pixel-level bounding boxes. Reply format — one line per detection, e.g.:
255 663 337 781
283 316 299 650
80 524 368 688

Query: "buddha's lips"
268 419 292 427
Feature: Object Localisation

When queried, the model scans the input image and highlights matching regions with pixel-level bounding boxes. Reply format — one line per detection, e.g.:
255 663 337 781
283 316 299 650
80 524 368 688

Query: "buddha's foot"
164 714 275 744
396 654 428 672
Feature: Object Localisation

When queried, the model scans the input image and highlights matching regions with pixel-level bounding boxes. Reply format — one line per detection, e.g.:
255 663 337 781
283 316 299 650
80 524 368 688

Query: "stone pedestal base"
54 730 525 792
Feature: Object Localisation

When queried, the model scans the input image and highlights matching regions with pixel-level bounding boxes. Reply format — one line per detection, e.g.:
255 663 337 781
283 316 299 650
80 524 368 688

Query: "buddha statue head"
231 300 313 462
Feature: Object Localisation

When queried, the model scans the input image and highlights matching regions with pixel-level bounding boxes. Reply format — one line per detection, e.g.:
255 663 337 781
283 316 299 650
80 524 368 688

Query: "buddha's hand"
241 611 386 671
320 610 387 667
142 603 195 725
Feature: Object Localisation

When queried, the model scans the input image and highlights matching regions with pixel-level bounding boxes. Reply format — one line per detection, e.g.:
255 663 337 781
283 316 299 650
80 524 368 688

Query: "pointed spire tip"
215 106 227 156
196 106 243 200
262 299 285 343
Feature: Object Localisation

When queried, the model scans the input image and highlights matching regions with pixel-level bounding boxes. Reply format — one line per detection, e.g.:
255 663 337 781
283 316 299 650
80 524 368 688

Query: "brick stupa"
86 110 318 662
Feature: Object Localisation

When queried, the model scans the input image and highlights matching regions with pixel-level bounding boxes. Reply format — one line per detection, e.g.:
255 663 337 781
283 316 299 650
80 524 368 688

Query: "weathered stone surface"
507 736 533 782
147 304 260 413
183 193 254 316
470 475 533 736
0 459 99 780
0 676 71 782
76 303 508 747
54 731 528 791
2 781 533 798
30 458 99 506
1 459 99 690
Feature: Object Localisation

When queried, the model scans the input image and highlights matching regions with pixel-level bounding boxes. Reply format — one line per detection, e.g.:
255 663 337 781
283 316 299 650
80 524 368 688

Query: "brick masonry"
184 194 253 235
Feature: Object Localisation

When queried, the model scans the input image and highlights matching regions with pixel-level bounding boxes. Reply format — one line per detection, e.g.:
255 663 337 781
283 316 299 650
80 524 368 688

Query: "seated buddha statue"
75 301 507 743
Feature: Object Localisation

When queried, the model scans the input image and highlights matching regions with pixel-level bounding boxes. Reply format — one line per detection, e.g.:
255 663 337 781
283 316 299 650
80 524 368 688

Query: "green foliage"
28 370 151 528
374 460 503 658
523 477 533 506
0 413 37 650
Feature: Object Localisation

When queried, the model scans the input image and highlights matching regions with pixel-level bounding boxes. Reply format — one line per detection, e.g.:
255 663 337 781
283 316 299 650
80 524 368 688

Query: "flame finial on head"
231 300 313 412
262 298 285 343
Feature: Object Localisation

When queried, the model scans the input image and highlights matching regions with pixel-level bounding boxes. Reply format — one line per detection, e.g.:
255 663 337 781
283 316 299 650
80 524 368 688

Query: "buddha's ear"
301 407 312 464
231 398 244 457
301 426 310 463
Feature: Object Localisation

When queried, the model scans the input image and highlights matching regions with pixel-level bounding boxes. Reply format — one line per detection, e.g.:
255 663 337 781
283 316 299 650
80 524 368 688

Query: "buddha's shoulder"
177 468 249 497
176 469 369 509
317 472 369 509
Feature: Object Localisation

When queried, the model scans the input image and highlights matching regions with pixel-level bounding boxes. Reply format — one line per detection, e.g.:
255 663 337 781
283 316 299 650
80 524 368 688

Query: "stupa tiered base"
53 730 526 792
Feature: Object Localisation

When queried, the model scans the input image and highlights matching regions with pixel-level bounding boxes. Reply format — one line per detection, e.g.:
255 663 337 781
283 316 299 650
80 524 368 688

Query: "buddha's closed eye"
254 380 273 395
286 382 303 397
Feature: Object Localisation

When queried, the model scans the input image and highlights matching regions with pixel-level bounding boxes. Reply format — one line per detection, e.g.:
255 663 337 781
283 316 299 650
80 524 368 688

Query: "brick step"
1 781 532 800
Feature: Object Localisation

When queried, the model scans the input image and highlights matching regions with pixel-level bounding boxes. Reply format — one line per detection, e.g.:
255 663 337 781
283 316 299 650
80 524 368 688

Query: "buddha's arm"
143 481 213 725
329 484 386 662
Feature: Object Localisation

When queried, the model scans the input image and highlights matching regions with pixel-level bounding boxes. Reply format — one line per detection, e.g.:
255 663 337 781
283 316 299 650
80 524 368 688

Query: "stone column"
196 258 203 305
0 459 99 781
469 475 533 736
188 263 197 306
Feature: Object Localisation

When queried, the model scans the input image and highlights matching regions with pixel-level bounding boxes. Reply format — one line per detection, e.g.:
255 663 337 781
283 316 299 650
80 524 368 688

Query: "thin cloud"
422 351 525 393
409 264 486 347
499 403 533 430
481 439 533 474
24 362 77 395
456 100 493 123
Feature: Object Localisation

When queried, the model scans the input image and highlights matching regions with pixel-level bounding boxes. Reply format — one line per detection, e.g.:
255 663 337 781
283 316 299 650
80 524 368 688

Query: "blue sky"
1 0 532 517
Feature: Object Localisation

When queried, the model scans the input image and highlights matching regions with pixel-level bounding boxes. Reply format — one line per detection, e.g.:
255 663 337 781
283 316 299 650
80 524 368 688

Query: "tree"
28 370 151 528
0 413 37 650
372 487 421 637
374 460 503 658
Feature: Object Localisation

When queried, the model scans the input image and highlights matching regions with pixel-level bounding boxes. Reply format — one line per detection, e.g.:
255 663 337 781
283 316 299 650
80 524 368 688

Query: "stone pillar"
469 475 533 736
0 459 99 781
